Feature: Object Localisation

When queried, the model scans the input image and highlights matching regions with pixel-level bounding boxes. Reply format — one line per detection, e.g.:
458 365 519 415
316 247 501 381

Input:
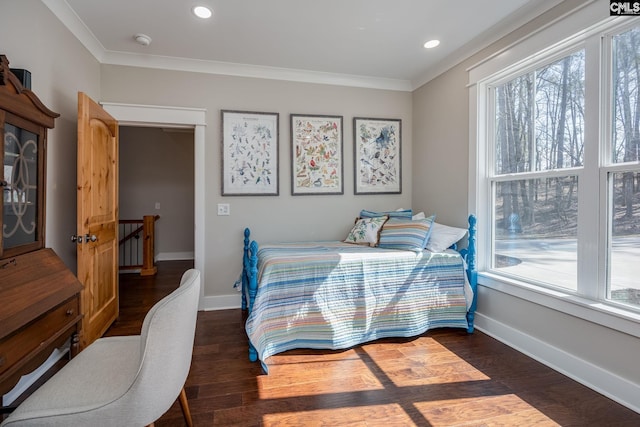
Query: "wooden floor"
109 261 640 426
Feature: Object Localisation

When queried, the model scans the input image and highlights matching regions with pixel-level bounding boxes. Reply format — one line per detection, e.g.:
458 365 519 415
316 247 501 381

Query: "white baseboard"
156 251 194 261
475 312 640 414
200 293 242 311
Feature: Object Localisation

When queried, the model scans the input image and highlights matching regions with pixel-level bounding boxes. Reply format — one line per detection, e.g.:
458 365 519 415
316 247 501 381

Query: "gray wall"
119 127 195 259
100 66 413 299
412 64 469 227
411 0 640 409
0 0 102 270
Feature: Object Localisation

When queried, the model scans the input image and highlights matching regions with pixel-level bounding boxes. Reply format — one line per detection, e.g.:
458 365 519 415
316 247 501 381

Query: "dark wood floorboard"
110 261 640 426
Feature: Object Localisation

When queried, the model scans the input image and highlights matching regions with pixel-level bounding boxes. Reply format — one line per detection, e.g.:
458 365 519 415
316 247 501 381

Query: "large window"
480 19 640 313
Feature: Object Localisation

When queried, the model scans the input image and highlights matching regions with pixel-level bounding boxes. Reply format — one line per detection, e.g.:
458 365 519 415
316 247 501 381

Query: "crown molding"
42 0 106 61
42 0 411 92
101 50 413 91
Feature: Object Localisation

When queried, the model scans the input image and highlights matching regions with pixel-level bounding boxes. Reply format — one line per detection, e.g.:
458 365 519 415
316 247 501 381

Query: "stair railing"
118 215 160 276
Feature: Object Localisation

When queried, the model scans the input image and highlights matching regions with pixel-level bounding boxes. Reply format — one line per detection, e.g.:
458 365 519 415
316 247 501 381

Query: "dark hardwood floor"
109 261 640 426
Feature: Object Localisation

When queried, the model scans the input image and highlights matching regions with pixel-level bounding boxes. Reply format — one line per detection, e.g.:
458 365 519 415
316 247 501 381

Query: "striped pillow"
378 215 435 252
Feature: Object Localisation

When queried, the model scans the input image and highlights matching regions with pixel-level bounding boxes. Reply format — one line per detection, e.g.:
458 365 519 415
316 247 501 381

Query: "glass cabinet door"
2 120 42 256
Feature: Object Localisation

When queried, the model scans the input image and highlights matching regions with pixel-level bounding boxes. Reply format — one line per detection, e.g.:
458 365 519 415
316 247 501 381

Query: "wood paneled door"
76 92 119 349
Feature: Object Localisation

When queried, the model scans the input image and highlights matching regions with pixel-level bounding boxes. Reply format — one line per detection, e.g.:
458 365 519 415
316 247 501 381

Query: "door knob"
71 234 83 243
86 234 98 242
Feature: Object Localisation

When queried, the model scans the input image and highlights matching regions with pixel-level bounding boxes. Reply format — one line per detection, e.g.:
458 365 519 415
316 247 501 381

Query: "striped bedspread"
245 241 472 366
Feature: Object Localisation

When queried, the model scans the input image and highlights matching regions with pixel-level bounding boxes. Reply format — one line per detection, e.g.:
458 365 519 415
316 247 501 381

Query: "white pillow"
412 211 426 220
425 222 467 252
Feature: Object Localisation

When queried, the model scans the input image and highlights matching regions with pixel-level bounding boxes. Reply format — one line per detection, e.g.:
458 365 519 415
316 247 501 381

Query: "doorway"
101 103 206 308
119 126 195 266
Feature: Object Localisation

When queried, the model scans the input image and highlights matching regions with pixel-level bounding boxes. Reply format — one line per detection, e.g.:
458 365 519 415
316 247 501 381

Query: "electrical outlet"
155 202 161 210
217 203 230 216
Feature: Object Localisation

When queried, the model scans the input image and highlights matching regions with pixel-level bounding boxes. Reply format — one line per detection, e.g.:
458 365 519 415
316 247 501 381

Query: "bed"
240 214 477 371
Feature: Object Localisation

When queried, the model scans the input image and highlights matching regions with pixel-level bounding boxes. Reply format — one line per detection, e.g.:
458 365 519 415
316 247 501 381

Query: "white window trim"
468 1 640 337
480 273 640 338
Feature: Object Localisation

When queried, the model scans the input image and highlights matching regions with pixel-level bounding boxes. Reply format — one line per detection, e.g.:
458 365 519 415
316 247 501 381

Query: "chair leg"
178 387 193 427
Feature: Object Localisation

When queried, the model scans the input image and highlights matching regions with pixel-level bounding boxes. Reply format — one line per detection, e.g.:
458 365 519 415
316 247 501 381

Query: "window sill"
478 272 640 339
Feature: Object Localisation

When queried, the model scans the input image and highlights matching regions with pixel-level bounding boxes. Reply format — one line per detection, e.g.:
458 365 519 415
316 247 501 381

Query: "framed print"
221 110 279 196
291 114 343 195
353 117 402 194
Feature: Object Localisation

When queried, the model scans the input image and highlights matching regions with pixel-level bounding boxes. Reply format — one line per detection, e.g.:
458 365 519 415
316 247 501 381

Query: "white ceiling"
45 0 560 91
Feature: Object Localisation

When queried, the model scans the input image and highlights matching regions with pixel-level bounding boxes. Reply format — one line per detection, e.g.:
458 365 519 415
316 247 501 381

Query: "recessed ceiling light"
423 39 440 49
192 6 212 19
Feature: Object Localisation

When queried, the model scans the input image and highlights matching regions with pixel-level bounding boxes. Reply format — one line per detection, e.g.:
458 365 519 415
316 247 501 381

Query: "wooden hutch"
0 55 82 413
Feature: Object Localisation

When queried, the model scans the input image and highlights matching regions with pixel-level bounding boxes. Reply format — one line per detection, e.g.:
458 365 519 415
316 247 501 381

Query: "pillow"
412 211 426 220
344 215 389 246
378 215 435 252
360 208 413 219
425 222 468 252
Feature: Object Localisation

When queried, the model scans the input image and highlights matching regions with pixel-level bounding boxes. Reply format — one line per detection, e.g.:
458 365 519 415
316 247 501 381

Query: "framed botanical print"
290 114 343 195
353 117 402 194
221 110 279 196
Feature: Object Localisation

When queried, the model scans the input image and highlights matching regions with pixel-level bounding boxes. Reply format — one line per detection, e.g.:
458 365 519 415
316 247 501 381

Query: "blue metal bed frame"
241 214 478 362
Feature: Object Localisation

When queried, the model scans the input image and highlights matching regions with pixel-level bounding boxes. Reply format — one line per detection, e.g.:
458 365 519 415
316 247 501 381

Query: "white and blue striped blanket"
245 241 472 367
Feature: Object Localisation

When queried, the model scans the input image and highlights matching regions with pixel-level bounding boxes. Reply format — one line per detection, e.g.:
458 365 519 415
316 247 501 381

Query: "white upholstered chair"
1 269 201 427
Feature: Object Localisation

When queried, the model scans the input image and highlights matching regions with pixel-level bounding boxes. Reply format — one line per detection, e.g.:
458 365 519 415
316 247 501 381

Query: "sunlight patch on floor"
262 404 414 426
415 394 560 426
362 339 491 387
258 354 384 399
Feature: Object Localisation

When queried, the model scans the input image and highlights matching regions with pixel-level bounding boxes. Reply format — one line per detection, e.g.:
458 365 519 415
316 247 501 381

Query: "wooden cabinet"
1 55 56 259
0 55 82 412
0 249 82 397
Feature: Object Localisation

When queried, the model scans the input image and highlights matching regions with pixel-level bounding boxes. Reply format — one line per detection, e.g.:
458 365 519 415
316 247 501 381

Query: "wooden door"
76 92 119 349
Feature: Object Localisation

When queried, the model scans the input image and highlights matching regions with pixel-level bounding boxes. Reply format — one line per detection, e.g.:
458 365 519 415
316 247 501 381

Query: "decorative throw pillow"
425 222 468 252
378 215 435 252
359 208 413 219
344 215 389 246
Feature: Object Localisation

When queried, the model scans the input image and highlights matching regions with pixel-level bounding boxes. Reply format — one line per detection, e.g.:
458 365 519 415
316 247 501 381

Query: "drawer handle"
0 355 5 367
66 309 75 316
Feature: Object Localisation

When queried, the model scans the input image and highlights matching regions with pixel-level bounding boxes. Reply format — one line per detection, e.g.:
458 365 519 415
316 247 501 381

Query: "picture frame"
353 117 402 194
290 114 343 195
221 110 279 196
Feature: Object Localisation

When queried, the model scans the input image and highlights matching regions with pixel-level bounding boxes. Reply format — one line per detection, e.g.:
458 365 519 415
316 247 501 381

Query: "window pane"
3 124 39 249
495 74 533 174
493 177 578 290
612 26 640 165
495 51 585 174
609 172 640 308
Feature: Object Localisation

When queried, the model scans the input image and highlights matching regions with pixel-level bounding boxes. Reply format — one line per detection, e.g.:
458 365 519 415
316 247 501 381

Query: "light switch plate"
217 203 230 216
